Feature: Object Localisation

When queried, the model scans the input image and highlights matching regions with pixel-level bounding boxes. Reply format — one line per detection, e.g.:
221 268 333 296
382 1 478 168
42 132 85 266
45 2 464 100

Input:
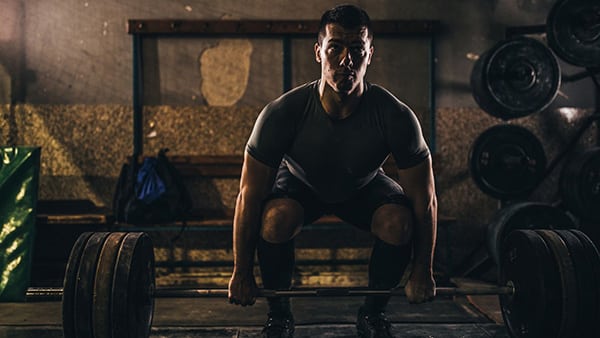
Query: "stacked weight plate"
546 0 600 68
560 147 600 223
470 36 561 120
486 201 578 266
500 229 600 338
469 124 547 201
62 232 155 338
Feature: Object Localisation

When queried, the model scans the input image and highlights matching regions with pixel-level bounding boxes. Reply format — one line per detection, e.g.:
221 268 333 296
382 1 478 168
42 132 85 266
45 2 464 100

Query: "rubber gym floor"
0 291 508 337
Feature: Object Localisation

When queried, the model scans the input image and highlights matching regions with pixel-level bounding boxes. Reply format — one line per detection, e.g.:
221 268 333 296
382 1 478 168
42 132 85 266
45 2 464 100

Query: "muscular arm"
396 155 437 279
229 152 277 304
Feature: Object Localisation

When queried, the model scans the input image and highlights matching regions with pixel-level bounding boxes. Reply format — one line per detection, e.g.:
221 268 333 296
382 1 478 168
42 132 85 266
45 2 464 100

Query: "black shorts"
267 164 412 231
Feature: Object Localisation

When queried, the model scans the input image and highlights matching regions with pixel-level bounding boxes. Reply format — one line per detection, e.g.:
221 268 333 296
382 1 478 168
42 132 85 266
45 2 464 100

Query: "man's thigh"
333 171 412 232
262 163 327 234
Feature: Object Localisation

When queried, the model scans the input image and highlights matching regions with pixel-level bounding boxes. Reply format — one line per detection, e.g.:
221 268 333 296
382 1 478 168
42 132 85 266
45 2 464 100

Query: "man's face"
315 23 373 95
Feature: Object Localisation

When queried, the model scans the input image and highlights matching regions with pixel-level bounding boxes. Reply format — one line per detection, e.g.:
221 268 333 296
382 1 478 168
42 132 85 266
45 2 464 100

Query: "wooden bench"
36 199 113 226
34 154 454 243
34 155 455 285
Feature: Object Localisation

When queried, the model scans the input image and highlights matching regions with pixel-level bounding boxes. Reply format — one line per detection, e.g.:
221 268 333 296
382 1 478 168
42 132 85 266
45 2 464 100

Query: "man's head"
315 4 374 96
317 4 373 46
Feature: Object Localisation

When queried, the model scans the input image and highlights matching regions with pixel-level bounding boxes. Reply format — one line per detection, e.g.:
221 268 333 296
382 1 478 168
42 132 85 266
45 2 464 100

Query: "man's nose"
339 48 353 67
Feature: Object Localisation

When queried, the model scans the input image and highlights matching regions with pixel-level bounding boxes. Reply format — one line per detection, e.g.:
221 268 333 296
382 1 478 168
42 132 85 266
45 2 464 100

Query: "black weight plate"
93 232 128 338
555 230 596 337
487 201 578 266
111 232 155 338
74 232 111 338
62 232 94 338
570 229 600 338
560 147 600 222
469 124 547 200
471 36 560 119
499 229 562 337
547 0 600 67
536 230 578 338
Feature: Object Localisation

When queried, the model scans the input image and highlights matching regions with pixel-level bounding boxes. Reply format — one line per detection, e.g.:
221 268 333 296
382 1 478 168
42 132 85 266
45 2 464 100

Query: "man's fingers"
407 287 435 304
241 297 256 306
228 295 256 306
241 298 256 307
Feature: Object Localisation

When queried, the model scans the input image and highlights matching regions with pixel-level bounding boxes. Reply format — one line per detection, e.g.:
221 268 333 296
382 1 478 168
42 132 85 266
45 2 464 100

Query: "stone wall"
2 103 595 230
0 0 597 230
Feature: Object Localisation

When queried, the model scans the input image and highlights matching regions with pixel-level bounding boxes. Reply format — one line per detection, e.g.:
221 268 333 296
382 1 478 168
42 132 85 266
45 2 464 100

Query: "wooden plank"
141 153 444 179
115 213 456 230
127 19 439 36
133 150 442 179
37 214 111 225
129 154 243 177
169 155 243 177
36 199 113 225
134 154 402 178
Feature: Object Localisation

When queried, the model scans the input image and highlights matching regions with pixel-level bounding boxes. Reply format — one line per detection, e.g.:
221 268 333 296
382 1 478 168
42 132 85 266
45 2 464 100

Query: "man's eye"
328 45 341 52
351 47 366 56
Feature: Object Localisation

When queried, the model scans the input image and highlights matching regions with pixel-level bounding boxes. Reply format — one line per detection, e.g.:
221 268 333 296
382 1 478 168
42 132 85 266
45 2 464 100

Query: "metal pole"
26 285 514 301
153 286 513 298
429 33 436 153
282 35 292 92
132 34 144 158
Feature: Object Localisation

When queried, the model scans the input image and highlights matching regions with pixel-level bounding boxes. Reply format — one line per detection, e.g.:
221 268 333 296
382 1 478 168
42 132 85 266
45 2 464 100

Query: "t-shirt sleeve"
379 91 430 169
246 100 296 168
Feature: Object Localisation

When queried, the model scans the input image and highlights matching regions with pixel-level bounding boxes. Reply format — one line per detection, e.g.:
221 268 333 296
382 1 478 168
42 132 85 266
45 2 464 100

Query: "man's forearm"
412 198 437 271
232 192 263 275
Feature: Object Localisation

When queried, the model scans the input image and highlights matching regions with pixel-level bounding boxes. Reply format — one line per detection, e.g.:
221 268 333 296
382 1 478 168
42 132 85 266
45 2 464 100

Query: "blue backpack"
113 148 192 224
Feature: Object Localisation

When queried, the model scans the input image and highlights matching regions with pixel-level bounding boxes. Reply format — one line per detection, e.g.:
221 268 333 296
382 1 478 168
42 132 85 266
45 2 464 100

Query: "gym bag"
113 148 192 224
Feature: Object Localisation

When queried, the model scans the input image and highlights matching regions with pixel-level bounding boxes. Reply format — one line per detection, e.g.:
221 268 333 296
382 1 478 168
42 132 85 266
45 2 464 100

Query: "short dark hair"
318 4 373 44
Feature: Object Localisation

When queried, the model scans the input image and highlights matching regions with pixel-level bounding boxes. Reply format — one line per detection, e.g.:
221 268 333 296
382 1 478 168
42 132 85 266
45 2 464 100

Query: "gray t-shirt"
246 80 430 203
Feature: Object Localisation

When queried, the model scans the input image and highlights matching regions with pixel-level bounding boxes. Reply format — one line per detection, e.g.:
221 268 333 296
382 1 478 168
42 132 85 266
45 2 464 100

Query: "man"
228 4 437 338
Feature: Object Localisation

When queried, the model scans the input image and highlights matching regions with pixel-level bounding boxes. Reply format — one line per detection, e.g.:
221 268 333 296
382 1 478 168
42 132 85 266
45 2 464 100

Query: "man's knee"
371 204 413 246
261 198 304 243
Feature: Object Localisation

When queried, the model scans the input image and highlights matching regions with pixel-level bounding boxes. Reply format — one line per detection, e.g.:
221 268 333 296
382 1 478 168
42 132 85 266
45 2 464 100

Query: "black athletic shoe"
262 313 295 338
356 306 394 338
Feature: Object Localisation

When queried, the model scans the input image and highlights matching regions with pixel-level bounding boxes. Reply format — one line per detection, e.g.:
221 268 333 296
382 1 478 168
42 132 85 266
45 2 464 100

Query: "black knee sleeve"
257 237 295 316
365 238 412 313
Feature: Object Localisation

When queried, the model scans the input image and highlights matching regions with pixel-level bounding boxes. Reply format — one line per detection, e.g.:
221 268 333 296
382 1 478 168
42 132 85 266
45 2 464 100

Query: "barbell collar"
26 287 63 301
26 285 514 301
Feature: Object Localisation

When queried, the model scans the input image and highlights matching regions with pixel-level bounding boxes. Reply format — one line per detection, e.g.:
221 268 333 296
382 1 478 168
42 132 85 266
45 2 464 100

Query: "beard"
333 72 356 94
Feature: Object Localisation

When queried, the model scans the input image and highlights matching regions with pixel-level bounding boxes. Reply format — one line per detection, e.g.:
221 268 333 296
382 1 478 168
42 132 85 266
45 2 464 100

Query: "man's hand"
228 271 259 306
404 267 436 304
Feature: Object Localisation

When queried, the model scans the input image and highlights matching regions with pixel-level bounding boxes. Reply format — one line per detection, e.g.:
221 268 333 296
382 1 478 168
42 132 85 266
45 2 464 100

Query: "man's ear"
367 45 374 65
314 42 322 63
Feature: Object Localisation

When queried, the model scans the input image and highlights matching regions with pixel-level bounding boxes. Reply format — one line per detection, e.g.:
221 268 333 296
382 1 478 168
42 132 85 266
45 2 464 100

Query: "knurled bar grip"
27 285 514 301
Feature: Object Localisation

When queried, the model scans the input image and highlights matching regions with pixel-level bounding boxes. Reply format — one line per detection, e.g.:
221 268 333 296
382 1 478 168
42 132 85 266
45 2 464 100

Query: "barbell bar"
26 284 515 301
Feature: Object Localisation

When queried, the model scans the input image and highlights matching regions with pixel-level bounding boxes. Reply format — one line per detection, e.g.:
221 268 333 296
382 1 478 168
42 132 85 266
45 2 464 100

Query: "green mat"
0 147 40 302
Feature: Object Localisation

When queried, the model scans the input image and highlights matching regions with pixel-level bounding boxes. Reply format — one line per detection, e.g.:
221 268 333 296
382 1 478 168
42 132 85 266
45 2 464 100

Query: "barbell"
27 284 513 299
25 228 600 338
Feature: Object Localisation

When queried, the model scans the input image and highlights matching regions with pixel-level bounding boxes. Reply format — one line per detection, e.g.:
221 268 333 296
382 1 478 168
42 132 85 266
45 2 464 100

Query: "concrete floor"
0 295 509 337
